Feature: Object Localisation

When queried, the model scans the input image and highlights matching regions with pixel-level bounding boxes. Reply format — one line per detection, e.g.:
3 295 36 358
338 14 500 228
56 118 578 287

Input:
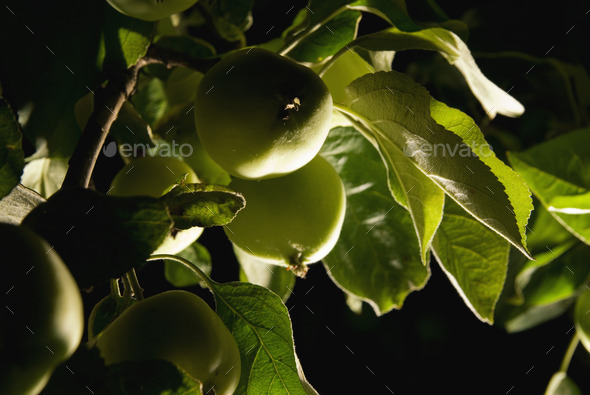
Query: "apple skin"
109 155 203 254
194 48 333 180
224 155 346 269
0 223 84 395
96 290 241 395
320 49 374 104
106 0 198 22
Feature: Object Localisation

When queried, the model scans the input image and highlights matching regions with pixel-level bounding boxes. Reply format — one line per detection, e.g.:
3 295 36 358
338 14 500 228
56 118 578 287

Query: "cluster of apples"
195 48 346 274
93 2 347 394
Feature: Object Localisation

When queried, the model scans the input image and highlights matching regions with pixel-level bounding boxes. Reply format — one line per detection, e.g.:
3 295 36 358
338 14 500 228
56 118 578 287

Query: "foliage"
1 0 589 393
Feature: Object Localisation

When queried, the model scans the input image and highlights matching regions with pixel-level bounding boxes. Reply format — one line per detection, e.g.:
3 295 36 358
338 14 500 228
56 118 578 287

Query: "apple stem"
121 275 134 304
288 253 308 278
125 268 144 301
110 278 122 297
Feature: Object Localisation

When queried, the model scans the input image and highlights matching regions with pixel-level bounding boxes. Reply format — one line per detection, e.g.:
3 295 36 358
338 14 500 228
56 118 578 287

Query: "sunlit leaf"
342 71 530 259
211 281 309 394
432 200 510 323
351 27 525 118
321 126 429 315
508 128 590 244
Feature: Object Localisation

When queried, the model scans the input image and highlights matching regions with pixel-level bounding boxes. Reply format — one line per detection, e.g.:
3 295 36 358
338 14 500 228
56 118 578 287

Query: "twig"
63 45 218 189
144 45 219 74
63 58 152 188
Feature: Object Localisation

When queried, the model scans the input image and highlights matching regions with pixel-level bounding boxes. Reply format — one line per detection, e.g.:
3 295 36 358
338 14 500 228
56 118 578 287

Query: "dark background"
82 0 590 394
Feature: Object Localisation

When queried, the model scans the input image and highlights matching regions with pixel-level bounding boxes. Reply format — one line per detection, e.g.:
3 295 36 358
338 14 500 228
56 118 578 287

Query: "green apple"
153 104 232 186
224 155 346 275
194 48 333 180
96 290 241 395
106 0 199 22
321 49 374 104
110 155 203 254
0 223 84 395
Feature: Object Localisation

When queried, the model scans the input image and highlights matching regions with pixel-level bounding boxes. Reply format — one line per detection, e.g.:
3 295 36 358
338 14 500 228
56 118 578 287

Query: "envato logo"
402 141 493 158
102 140 194 158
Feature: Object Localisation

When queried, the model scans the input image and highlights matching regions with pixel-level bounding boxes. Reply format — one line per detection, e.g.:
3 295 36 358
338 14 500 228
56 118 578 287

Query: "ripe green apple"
320 49 374 104
153 104 232 186
106 0 199 21
224 155 346 274
194 48 333 180
109 155 203 254
0 223 84 395
96 290 241 395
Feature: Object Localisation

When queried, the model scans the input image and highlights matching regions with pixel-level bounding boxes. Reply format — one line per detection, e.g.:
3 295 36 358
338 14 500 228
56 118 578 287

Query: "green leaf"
545 372 582 395
20 157 69 198
337 79 445 263
154 35 216 60
22 188 171 288
288 10 361 64
512 203 578 302
574 287 590 354
205 0 254 44
320 126 430 315
350 27 525 118
525 203 578 267
0 184 44 225
132 75 169 127
502 297 575 333
497 229 589 331
160 183 245 229
211 281 309 394
164 67 204 108
164 242 212 288
342 71 531 259
0 97 24 199
234 244 296 303
549 192 590 214
432 199 510 323
348 0 418 31
376 128 444 263
88 294 135 340
98 6 154 73
520 244 590 306
208 0 255 33
429 99 533 262
110 101 155 150
288 0 416 39
294 352 319 395
508 128 590 244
